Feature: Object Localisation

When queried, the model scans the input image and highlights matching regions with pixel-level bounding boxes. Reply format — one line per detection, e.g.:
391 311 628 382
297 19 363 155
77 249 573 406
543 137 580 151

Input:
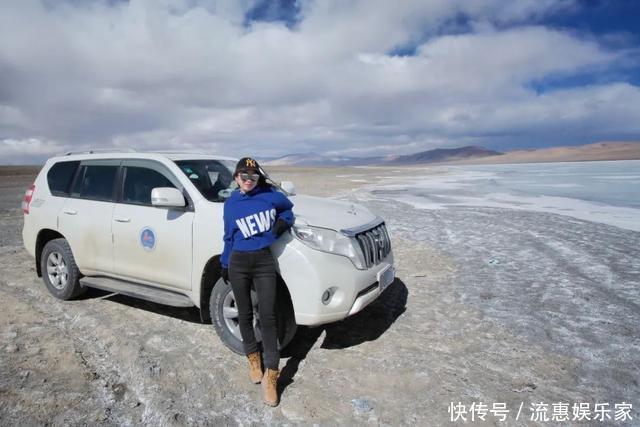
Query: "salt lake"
370 160 640 232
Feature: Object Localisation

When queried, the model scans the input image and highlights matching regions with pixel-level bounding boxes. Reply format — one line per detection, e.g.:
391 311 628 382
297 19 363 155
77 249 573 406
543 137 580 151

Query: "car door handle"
63 209 77 215
114 217 131 223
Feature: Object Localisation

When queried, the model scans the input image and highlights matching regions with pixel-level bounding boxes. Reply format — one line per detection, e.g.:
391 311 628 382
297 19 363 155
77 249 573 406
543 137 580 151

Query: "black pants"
228 247 279 370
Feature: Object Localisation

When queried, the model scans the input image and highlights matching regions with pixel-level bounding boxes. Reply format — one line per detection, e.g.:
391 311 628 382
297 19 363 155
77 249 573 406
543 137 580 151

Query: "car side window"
122 166 177 206
70 164 118 202
47 161 80 197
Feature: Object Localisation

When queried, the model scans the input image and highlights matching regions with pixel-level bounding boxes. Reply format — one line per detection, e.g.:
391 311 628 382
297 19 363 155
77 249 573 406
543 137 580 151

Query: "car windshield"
174 159 237 202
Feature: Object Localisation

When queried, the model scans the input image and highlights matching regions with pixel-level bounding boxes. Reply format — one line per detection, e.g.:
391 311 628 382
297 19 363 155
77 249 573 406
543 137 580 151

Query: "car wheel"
40 238 85 300
210 277 297 355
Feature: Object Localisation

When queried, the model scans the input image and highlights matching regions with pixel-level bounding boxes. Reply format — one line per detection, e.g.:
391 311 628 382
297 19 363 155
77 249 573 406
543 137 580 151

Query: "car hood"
290 194 379 231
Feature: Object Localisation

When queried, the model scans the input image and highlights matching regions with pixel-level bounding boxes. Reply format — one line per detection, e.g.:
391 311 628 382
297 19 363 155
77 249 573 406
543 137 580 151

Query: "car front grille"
355 223 391 269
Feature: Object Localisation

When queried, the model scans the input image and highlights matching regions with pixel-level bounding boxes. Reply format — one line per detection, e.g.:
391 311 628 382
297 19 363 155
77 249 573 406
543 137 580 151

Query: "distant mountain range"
386 146 502 164
261 142 640 167
262 146 502 166
444 141 640 165
260 152 374 166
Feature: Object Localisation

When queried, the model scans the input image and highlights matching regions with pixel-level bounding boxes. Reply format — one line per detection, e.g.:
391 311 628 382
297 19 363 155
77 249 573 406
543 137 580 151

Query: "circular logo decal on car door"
140 227 156 251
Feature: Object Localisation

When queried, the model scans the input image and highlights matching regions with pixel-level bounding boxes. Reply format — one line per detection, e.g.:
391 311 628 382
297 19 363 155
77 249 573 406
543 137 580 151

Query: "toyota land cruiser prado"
21 151 395 352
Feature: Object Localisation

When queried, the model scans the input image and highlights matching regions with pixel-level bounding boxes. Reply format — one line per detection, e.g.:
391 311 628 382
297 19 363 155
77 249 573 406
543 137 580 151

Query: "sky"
1 0 640 164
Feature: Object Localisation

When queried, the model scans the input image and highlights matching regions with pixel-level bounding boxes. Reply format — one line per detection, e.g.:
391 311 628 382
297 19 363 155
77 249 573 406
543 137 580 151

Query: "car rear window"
47 161 80 197
71 165 118 202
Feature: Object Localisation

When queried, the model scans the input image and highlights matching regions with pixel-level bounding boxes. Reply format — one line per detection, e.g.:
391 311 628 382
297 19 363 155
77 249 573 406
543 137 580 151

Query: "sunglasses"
239 172 260 182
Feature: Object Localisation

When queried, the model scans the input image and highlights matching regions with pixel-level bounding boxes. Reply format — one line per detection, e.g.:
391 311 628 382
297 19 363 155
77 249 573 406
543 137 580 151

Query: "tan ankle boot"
247 352 263 384
262 368 279 406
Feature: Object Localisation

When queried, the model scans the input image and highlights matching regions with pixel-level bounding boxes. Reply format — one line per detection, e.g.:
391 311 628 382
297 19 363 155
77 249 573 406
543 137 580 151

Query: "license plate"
377 265 394 292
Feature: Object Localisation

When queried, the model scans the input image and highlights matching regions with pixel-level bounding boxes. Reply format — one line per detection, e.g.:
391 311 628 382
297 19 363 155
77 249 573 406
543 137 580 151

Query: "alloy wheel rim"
222 288 261 342
46 252 68 290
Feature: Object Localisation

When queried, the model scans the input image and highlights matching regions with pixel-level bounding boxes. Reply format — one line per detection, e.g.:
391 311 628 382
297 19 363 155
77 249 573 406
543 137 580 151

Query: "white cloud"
0 0 638 163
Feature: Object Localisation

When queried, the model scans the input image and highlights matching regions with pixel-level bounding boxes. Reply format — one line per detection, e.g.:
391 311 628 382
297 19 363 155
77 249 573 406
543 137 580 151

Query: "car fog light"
321 288 333 305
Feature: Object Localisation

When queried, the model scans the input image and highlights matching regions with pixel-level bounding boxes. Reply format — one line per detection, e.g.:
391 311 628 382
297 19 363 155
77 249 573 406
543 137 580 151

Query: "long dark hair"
257 174 269 188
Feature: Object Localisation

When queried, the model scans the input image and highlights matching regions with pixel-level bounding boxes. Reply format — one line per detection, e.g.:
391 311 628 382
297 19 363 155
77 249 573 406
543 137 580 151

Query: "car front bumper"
273 237 395 326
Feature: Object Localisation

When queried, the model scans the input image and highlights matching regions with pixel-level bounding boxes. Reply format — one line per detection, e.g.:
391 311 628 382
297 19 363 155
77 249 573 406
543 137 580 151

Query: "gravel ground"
0 165 638 426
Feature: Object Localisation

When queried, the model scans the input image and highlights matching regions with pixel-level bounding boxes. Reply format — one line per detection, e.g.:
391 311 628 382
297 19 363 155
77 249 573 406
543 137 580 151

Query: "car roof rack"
151 150 208 155
64 148 137 156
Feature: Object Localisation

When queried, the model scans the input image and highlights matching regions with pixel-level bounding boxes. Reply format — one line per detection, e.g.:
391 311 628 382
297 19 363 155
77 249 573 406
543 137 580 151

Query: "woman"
219 157 294 407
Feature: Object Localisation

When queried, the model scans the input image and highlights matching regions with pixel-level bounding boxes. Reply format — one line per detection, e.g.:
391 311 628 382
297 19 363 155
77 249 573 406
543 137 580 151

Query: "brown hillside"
446 141 640 164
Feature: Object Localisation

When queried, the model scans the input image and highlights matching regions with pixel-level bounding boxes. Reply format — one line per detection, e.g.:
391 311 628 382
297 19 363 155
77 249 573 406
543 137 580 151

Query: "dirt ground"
1 165 638 426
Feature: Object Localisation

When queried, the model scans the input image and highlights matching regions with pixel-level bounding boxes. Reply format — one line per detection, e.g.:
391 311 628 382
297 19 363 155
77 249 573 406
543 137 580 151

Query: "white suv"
21 151 395 352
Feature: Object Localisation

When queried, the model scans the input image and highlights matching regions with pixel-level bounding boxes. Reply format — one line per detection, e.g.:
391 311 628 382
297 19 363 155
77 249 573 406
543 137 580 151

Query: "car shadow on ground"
76 277 408 399
77 287 203 323
278 278 408 396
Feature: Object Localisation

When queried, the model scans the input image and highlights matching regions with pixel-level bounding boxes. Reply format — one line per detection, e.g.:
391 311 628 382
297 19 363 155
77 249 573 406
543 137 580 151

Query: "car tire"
40 238 85 300
210 277 297 355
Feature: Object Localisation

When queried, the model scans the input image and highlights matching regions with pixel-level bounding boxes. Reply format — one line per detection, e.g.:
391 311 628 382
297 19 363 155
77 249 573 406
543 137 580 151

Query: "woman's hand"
272 218 290 237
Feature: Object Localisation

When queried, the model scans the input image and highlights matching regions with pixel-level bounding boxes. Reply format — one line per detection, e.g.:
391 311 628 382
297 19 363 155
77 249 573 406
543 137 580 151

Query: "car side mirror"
218 188 234 200
151 187 186 208
280 181 296 195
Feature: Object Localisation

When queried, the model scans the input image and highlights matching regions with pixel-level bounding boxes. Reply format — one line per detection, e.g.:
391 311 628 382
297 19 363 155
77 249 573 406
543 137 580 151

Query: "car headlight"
291 224 366 269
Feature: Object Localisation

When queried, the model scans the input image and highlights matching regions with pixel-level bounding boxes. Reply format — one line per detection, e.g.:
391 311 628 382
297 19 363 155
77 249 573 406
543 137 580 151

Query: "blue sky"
532 1 640 87
1 0 640 163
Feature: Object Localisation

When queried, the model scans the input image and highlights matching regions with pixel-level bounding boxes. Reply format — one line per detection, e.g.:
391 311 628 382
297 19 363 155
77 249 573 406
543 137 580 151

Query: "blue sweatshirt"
220 184 295 268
